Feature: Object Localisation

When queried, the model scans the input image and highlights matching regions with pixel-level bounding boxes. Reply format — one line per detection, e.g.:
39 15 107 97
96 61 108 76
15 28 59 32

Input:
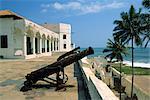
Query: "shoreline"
89 56 150 69
123 61 150 68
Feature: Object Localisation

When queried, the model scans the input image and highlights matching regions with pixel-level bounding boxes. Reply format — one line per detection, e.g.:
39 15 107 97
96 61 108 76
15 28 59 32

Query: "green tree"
142 0 150 9
113 5 143 98
103 38 128 100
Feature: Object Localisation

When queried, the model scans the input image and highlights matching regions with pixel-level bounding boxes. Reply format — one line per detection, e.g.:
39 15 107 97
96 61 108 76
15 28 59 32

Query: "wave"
123 60 150 68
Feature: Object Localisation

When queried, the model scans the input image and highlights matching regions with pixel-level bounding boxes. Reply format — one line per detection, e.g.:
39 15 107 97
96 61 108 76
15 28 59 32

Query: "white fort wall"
0 18 25 58
0 11 72 59
43 23 72 52
13 19 25 58
59 24 72 52
0 18 15 58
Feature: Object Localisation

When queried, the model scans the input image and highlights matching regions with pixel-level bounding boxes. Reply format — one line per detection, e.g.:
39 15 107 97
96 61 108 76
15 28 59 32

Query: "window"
63 35 66 39
1 35 8 48
63 44 66 49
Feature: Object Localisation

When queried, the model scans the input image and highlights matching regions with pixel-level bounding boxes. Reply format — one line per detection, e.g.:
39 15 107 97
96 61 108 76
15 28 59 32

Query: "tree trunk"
131 34 134 98
120 61 122 100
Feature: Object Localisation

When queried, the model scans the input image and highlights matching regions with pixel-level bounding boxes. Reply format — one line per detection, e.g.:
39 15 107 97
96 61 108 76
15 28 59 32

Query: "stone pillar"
55 41 57 51
40 38 42 53
45 39 47 53
33 37 35 55
24 35 27 56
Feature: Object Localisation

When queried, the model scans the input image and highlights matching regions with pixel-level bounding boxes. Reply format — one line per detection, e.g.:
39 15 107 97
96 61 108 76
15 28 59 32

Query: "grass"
111 63 150 75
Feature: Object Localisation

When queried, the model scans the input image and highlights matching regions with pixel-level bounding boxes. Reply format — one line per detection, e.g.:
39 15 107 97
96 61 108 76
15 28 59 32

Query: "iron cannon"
57 46 80 61
20 47 94 92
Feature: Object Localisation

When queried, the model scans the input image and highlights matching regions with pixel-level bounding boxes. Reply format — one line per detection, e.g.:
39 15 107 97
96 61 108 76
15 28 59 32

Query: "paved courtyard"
0 53 89 100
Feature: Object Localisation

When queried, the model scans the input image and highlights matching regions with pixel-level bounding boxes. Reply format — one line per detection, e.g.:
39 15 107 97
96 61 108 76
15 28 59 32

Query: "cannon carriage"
20 47 94 92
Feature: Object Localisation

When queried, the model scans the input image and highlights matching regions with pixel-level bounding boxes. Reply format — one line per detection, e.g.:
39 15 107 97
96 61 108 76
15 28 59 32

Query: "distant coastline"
81 47 150 68
123 61 150 68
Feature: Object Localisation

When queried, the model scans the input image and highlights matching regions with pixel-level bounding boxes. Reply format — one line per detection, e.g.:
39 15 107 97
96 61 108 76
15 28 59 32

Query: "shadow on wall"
74 62 91 100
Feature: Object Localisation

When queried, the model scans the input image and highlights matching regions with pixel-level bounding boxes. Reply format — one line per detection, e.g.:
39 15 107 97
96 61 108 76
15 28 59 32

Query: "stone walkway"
0 53 89 100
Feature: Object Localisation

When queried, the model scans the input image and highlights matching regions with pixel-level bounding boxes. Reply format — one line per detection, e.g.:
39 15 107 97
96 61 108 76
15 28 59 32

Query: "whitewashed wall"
13 19 25 58
43 23 72 52
59 23 72 51
0 17 72 59
0 18 25 58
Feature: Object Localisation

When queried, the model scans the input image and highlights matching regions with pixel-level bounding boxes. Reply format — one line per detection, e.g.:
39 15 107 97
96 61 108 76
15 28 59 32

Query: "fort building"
0 10 73 59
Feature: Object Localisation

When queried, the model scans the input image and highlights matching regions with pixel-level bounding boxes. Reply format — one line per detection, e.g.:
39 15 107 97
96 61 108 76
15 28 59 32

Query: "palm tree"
113 5 143 98
103 38 128 100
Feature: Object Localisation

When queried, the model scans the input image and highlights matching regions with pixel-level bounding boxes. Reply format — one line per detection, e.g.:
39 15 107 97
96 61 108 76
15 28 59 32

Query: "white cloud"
52 1 124 15
41 4 51 8
53 2 81 10
41 9 48 13
41 1 125 15
105 1 124 8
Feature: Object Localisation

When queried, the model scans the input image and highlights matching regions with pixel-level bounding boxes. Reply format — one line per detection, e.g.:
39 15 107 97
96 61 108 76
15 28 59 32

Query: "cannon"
20 47 94 92
57 46 80 61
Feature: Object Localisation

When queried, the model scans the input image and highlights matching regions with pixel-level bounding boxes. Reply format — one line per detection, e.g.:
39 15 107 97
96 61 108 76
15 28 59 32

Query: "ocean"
81 47 150 68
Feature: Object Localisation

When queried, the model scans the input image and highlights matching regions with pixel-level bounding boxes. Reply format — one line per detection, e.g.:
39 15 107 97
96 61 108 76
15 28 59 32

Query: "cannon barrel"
25 47 94 84
57 46 80 61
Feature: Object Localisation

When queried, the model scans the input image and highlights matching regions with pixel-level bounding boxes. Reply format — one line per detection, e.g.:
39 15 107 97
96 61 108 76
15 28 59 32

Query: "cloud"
53 2 81 10
105 1 124 8
41 9 48 13
40 4 50 13
41 4 51 8
41 1 125 15
52 1 124 15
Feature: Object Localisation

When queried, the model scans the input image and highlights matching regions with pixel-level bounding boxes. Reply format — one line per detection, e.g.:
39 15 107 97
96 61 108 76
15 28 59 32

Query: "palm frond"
144 39 150 47
142 0 150 9
103 49 112 53
103 38 128 62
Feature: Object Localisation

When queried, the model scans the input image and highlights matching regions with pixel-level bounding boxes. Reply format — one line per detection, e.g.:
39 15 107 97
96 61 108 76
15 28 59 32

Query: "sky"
0 0 143 47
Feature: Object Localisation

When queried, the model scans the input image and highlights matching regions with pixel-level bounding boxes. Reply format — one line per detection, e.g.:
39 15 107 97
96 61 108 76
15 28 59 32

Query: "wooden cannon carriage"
20 47 94 92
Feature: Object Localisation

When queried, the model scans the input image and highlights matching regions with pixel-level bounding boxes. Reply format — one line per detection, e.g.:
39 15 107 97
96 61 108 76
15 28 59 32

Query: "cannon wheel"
58 73 68 84
63 74 68 84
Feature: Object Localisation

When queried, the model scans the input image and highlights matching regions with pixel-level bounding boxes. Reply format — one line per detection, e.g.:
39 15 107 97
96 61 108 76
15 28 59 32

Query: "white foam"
123 61 150 68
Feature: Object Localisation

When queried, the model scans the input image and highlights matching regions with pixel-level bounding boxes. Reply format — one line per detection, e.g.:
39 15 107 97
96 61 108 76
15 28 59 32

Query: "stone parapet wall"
111 67 150 100
78 61 119 100
122 77 150 100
